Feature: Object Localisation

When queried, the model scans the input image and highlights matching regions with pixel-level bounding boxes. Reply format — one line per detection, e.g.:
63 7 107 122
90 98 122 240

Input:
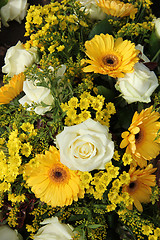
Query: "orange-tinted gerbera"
122 164 156 212
82 33 139 78
97 0 138 19
24 146 84 207
0 72 25 104
120 106 160 167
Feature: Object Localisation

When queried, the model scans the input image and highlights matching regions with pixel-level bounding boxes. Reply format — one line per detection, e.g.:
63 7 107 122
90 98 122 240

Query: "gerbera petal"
121 106 160 167
24 146 83 207
97 0 137 19
0 73 25 105
122 164 156 212
82 33 139 78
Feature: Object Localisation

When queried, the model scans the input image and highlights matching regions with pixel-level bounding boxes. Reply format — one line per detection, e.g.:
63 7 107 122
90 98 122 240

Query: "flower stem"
151 48 160 62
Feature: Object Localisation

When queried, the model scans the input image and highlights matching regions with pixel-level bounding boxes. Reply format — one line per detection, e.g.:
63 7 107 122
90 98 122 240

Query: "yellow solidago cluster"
0 122 36 194
118 209 160 240
61 91 116 127
133 0 153 9
8 193 26 205
79 162 133 211
24 0 90 66
0 130 22 192
7 206 19 228
116 21 154 39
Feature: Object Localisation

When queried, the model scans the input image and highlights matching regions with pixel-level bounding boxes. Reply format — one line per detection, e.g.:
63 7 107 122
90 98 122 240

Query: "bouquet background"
0 0 160 240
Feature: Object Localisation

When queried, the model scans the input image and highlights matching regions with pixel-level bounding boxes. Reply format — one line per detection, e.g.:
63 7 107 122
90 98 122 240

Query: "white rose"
19 65 66 115
33 217 75 240
0 0 28 27
153 18 160 38
56 118 114 172
136 44 150 62
115 62 159 104
2 41 38 77
79 0 106 20
0 225 23 240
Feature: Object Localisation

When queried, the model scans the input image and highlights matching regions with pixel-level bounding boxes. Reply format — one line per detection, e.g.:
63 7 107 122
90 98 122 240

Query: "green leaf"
0 0 8 8
88 224 103 229
68 214 85 221
88 18 113 40
97 85 115 101
149 31 160 59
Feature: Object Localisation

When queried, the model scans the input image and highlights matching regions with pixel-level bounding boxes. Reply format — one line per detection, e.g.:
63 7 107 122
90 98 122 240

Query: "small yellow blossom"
119 171 130 185
122 153 133 166
106 203 116 212
142 225 153 235
21 122 34 133
21 143 32 157
56 45 65 52
154 228 160 237
113 150 120 161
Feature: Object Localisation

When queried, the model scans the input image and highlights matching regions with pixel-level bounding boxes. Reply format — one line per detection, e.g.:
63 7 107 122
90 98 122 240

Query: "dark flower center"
135 129 143 144
50 165 69 183
129 182 136 189
102 54 119 68
55 171 62 178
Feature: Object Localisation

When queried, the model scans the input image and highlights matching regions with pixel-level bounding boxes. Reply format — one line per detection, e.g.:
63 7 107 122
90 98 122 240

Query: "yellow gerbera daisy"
82 33 139 78
0 73 25 105
122 164 156 212
97 0 138 19
24 146 84 207
120 106 160 167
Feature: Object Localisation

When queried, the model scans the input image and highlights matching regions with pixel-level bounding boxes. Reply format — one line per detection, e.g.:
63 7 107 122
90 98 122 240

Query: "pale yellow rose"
56 118 114 171
2 41 38 77
0 0 28 27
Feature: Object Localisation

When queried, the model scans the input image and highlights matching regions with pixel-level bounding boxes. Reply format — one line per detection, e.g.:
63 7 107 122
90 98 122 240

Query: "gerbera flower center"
102 54 119 68
135 129 143 144
129 182 136 189
128 181 138 193
49 165 70 183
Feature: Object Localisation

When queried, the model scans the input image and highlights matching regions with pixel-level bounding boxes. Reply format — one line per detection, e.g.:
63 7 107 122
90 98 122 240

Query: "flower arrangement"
0 0 160 239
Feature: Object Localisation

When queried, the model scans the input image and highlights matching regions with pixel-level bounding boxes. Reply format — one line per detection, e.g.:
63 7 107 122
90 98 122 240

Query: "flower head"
120 106 160 167
97 0 138 19
0 73 25 105
0 225 22 240
122 164 156 212
115 62 159 104
2 41 38 77
0 0 28 27
79 0 106 20
82 33 139 78
56 118 114 172
33 217 75 240
24 146 84 207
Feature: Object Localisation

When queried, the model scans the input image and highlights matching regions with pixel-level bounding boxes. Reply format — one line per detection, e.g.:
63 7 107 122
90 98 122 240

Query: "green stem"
151 48 160 62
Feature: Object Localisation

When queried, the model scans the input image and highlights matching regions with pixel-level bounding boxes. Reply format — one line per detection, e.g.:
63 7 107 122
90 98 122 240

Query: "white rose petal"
56 118 114 171
2 41 38 77
136 44 150 62
79 0 106 20
33 217 75 240
19 79 54 115
19 65 66 115
153 18 160 38
0 225 23 240
115 62 159 104
0 0 28 27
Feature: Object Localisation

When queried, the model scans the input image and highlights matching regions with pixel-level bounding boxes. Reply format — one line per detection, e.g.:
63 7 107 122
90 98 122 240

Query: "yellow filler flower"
0 73 25 105
82 33 139 78
24 146 84 207
122 164 156 212
97 0 138 19
120 106 160 167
